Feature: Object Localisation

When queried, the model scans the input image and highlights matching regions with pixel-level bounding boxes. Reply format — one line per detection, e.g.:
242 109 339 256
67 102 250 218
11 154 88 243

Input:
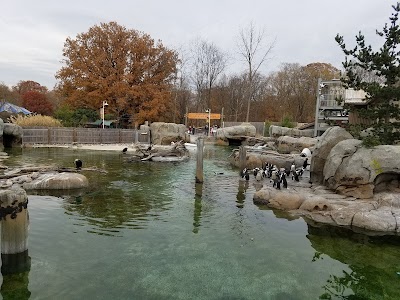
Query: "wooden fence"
22 128 150 145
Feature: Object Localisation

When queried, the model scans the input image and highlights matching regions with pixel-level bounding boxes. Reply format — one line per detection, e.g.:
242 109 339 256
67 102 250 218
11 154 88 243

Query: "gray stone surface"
3 123 22 147
216 123 256 145
228 149 307 170
150 122 187 145
269 125 314 138
276 136 317 153
253 182 400 234
324 141 400 199
22 172 89 190
310 126 353 184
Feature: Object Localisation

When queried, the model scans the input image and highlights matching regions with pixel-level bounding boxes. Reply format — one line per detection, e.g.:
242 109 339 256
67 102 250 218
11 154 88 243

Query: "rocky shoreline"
223 124 400 236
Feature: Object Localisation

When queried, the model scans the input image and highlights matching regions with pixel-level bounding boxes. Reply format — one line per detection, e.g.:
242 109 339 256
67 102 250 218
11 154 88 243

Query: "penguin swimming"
74 159 82 170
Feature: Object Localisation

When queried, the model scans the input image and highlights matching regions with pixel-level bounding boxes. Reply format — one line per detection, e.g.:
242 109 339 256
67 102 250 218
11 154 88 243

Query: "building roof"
0 101 31 115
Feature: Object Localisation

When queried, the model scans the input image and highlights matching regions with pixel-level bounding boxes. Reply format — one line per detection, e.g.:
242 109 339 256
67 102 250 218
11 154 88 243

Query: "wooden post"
239 146 247 172
0 188 29 255
195 138 204 183
73 128 77 143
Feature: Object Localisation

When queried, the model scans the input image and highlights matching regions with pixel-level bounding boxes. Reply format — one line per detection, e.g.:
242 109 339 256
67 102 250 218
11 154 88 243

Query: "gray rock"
324 141 400 199
228 149 306 170
352 209 397 232
150 122 187 145
310 126 353 184
3 123 22 147
253 186 306 209
253 180 400 234
269 125 314 138
216 123 256 145
276 136 317 153
23 172 89 190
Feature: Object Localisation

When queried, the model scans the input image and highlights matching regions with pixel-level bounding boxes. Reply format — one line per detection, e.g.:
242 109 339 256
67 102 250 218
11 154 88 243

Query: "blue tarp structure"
0 102 31 115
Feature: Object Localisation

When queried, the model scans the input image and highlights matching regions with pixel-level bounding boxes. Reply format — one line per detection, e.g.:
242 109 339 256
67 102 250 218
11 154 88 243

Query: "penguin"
256 170 262 181
303 158 309 170
122 147 128 153
74 159 82 170
281 173 288 188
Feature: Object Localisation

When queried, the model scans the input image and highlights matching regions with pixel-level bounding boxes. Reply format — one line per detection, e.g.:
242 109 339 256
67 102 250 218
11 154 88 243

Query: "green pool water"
1 146 400 300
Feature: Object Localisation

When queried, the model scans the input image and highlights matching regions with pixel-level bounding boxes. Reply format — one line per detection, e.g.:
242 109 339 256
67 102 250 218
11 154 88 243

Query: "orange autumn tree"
56 22 178 125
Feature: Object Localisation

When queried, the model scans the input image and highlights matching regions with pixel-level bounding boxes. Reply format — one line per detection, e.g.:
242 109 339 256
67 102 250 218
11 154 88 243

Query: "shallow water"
1 146 400 299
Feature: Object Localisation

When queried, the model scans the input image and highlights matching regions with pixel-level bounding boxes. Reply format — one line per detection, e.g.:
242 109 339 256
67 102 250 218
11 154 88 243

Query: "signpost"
187 113 221 120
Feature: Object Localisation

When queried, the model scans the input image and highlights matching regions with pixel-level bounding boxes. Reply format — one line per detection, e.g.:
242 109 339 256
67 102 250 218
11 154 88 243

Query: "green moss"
371 159 383 175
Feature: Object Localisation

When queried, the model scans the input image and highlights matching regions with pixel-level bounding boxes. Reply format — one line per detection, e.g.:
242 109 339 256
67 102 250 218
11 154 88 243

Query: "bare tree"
190 39 227 110
237 22 275 122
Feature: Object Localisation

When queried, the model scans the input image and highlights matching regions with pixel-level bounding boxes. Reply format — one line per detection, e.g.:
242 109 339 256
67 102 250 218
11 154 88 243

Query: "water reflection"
1 251 31 300
236 179 248 208
193 182 203 234
307 224 400 299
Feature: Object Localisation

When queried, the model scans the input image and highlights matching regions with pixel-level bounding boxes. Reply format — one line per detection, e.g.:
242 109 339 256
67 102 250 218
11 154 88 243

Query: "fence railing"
22 128 150 145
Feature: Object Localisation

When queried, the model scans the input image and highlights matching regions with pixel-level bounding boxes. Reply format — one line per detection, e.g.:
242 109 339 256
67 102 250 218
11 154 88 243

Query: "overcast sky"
0 0 395 89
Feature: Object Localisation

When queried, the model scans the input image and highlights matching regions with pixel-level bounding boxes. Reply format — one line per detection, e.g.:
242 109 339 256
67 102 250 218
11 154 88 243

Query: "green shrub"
280 115 294 128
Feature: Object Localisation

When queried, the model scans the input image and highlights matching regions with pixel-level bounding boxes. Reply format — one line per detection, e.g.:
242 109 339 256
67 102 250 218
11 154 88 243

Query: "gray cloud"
0 0 393 89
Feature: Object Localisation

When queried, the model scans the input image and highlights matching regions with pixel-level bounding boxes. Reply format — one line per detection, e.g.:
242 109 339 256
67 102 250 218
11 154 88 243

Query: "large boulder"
310 126 353 184
253 186 306 209
228 149 306 170
324 140 400 199
3 123 22 148
253 182 400 234
276 136 317 154
150 122 187 145
22 172 89 190
216 123 256 145
269 125 314 138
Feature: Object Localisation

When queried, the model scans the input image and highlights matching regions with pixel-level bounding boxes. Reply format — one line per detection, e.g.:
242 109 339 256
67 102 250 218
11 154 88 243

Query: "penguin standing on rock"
74 159 83 170
281 173 288 188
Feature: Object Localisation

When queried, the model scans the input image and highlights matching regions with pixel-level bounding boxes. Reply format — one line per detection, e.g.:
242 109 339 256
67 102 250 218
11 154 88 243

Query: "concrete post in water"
239 146 247 172
135 130 139 144
0 187 29 255
195 138 204 183
1 251 31 299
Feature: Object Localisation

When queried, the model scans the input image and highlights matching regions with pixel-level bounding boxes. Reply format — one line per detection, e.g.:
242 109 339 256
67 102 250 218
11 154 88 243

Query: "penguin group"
240 159 309 189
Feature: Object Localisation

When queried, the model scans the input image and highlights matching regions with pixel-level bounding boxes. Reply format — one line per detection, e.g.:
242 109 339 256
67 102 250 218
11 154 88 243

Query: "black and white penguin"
281 173 288 188
303 158 309 170
74 159 83 170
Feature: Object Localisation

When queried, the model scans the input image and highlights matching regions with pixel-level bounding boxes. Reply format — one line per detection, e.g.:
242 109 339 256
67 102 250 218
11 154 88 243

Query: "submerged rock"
22 172 89 190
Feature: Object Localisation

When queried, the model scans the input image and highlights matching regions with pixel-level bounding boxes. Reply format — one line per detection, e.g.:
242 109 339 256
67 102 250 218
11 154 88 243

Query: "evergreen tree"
335 3 400 145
